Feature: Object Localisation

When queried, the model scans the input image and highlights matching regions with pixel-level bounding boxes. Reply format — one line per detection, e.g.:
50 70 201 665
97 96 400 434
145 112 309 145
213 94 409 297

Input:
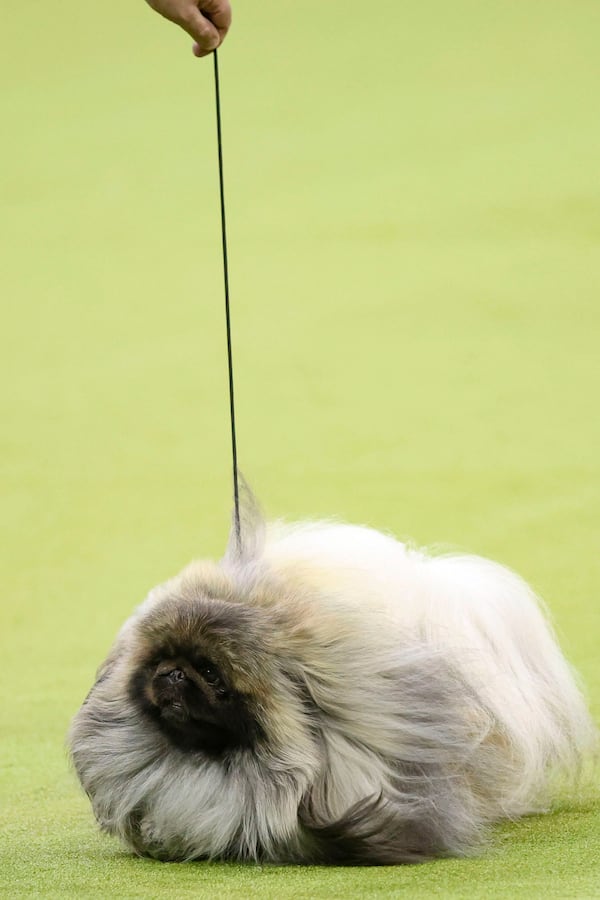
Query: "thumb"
180 7 220 54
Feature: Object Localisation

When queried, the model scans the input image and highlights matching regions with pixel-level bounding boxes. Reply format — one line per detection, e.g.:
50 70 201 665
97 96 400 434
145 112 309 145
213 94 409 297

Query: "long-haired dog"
69 494 596 864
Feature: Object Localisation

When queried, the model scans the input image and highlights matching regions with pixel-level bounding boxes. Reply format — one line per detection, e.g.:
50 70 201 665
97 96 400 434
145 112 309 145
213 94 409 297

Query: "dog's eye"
199 663 225 689
201 666 219 684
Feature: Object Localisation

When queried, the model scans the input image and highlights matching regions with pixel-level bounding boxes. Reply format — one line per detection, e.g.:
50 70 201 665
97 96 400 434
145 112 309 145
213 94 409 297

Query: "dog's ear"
221 476 266 568
296 644 495 864
298 789 442 864
298 759 484 865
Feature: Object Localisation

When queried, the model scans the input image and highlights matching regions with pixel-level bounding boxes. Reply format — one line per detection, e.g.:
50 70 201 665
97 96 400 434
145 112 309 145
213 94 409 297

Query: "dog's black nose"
159 668 185 685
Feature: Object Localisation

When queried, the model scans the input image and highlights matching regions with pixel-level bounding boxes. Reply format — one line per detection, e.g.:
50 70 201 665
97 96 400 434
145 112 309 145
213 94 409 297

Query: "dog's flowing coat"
69 499 595 864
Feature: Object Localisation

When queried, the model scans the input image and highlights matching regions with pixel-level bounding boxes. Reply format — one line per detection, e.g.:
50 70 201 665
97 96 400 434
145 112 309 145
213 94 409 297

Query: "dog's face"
126 591 269 757
105 557 313 772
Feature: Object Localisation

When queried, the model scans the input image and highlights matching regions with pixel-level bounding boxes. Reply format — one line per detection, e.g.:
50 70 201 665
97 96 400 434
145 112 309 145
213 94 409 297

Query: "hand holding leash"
146 0 232 56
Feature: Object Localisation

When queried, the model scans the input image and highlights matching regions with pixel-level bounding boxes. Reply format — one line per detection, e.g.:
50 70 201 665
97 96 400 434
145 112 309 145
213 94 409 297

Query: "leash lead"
213 49 241 550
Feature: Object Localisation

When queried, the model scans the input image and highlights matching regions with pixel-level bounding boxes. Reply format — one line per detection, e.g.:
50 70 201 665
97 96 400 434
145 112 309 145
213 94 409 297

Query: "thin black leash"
213 49 241 550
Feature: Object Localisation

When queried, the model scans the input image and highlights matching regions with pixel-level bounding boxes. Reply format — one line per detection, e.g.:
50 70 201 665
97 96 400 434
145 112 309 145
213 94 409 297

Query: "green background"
1 1 599 896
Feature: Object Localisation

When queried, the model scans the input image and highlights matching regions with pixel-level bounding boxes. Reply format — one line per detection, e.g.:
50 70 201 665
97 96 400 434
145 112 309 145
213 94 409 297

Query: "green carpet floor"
1 1 599 896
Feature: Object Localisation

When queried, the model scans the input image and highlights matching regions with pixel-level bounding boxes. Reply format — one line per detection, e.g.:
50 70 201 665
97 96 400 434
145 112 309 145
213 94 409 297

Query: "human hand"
146 0 232 57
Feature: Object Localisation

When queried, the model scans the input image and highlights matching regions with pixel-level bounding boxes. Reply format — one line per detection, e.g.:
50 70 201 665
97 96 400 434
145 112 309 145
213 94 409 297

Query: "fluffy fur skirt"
69 500 596 864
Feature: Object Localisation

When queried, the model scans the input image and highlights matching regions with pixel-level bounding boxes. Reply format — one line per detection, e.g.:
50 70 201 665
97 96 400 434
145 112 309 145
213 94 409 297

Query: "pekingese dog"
69 492 596 864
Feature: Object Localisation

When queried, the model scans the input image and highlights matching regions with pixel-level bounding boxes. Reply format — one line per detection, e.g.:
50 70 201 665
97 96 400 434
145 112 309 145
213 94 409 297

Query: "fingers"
146 1 232 57
190 1 232 57
180 7 219 55
199 0 232 35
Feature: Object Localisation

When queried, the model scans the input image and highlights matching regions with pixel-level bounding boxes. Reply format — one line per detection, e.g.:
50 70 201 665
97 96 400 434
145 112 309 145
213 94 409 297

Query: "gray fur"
68 496 596 864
